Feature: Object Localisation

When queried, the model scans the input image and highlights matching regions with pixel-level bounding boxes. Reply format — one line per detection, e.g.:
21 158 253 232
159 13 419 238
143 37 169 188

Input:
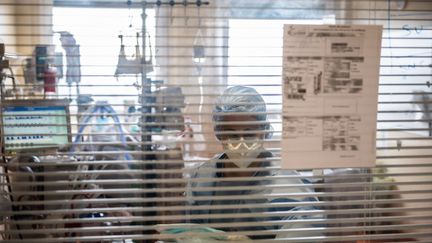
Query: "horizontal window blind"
0 0 431 242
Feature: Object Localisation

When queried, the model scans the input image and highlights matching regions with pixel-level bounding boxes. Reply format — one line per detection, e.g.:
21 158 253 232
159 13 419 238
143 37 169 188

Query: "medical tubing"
70 104 133 161
70 105 100 153
102 105 133 161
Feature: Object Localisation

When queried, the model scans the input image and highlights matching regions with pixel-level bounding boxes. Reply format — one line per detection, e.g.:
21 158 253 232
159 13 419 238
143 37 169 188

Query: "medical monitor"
1 99 71 153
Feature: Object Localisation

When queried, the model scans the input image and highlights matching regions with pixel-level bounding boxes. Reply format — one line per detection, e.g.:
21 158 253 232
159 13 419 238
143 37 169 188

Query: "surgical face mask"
222 137 264 168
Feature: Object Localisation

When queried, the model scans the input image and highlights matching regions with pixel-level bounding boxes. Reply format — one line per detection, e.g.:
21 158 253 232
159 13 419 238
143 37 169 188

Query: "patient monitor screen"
2 100 70 152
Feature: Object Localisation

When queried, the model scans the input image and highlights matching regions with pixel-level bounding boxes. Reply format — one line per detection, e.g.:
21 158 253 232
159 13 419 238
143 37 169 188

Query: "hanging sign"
281 25 382 169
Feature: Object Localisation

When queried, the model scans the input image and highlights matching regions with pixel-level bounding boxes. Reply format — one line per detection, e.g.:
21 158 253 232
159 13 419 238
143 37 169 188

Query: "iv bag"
115 32 153 76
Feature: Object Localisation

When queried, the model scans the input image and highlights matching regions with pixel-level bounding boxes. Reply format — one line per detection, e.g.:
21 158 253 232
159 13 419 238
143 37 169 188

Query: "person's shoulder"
268 169 313 192
274 169 301 176
189 153 223 179
197 153 223 170
272 170 306 187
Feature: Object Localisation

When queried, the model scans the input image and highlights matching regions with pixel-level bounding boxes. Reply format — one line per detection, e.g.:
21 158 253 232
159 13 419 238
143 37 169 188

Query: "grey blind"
0 0 431 242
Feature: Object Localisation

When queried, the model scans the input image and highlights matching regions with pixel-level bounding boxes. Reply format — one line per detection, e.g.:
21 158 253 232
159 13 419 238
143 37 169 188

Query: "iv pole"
138 2 210 240
139 0 210 149
138 0 210 158
140 1 150 153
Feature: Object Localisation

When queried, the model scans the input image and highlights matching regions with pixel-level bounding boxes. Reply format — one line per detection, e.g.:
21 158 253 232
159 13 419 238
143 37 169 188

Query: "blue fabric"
188 152 322 240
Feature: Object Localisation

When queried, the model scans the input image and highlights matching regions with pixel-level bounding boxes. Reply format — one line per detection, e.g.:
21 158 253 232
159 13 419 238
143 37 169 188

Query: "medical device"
1 99 71 154
70 101 134 161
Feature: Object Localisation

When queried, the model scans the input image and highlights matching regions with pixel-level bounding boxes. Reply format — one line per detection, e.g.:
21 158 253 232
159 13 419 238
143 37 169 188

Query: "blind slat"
1 0 431 241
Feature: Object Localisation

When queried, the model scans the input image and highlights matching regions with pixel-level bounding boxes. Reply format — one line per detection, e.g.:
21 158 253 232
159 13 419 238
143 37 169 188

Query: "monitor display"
1 99 70 152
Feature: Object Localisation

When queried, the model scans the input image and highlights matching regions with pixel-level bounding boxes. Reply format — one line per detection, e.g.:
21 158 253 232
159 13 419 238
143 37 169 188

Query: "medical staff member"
187 86 323 241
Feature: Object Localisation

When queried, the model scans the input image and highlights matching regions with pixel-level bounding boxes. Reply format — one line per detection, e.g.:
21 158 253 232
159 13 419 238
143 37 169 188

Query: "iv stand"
140 1 150 153
139 1 210 152
138 2 210 240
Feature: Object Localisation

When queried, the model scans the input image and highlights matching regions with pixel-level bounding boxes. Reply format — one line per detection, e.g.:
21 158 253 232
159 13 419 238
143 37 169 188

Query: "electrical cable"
1 156 23 240
7 67 17 97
